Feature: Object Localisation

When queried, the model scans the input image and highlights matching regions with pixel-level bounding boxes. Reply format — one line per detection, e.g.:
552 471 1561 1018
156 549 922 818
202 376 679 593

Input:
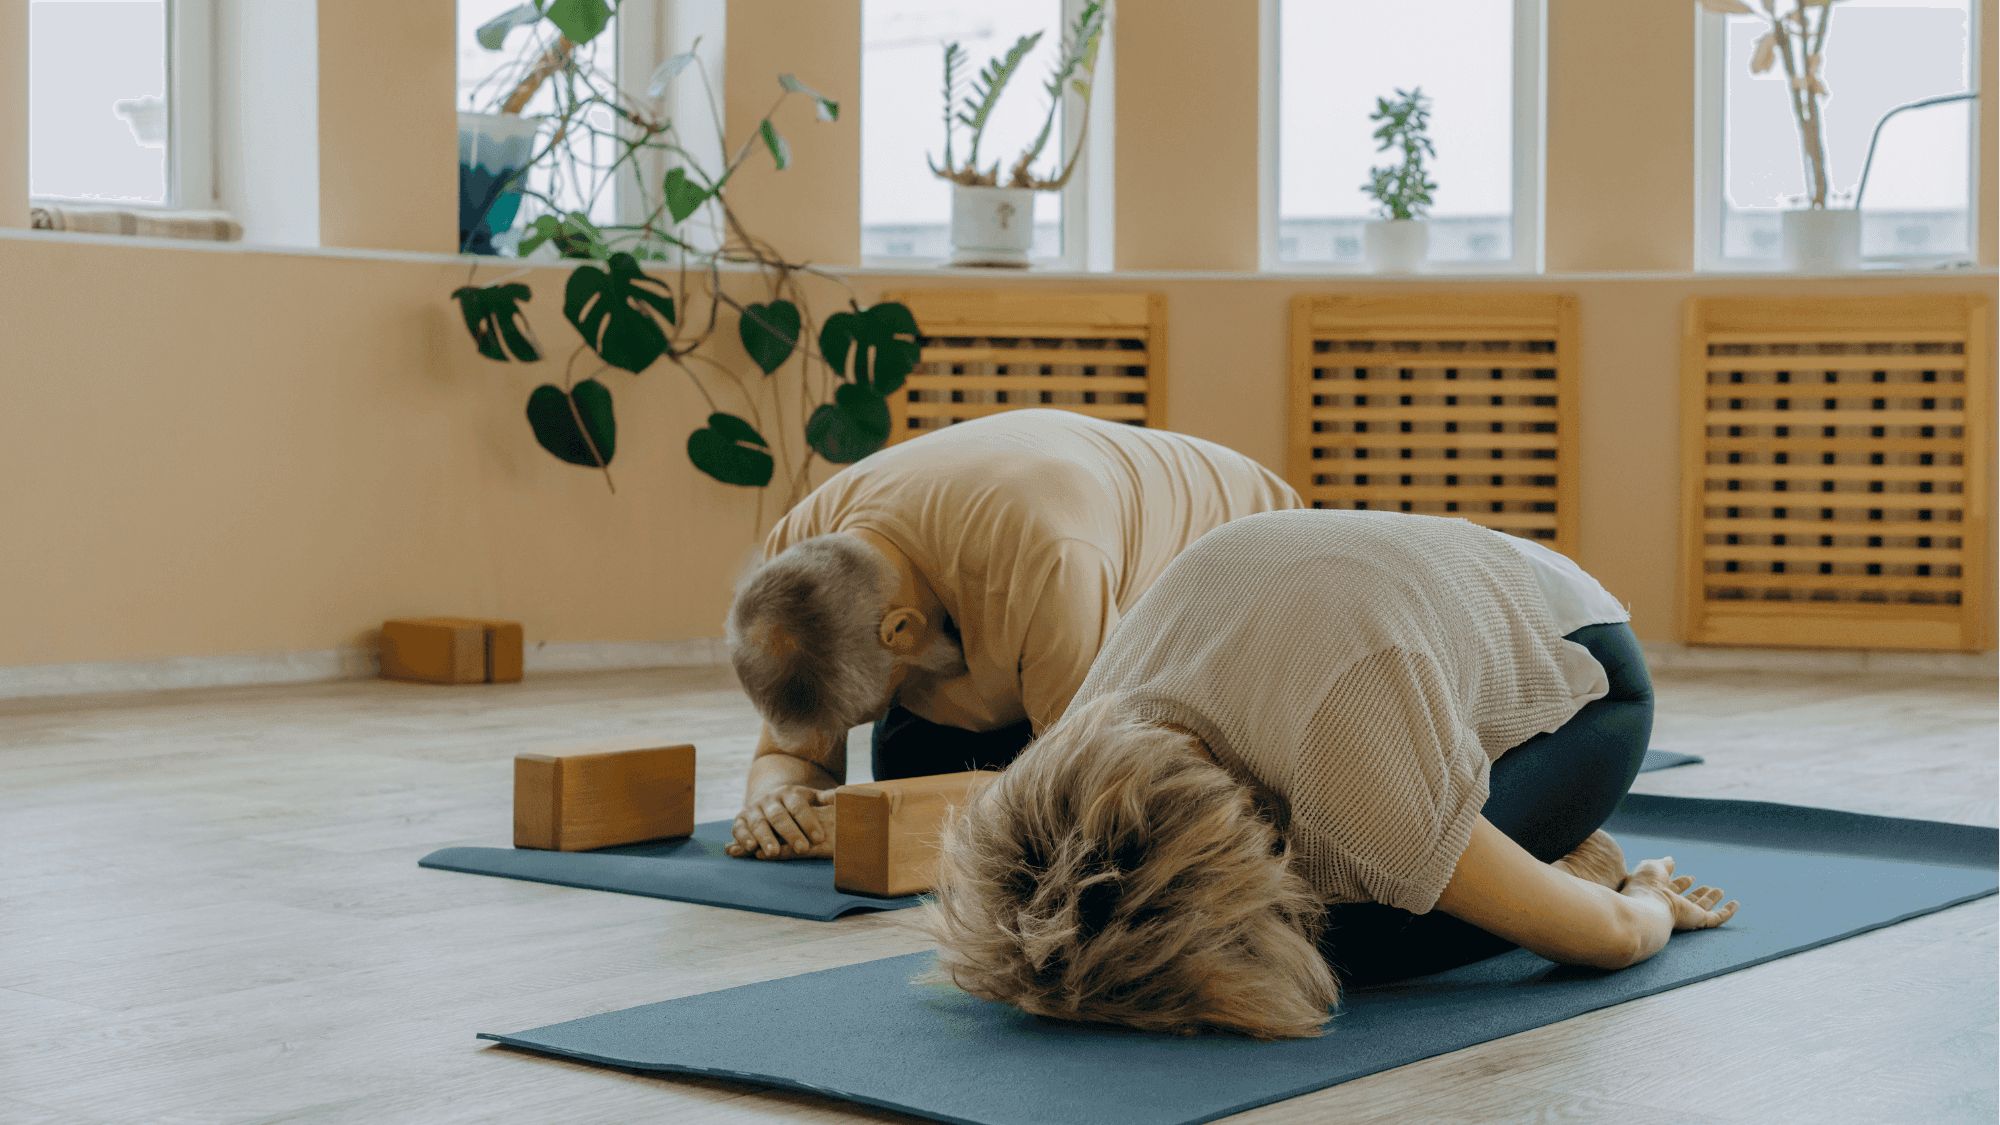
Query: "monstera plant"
451 39 919 499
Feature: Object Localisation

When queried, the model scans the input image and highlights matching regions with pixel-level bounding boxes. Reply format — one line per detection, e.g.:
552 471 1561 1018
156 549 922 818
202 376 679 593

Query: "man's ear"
879 607 928 654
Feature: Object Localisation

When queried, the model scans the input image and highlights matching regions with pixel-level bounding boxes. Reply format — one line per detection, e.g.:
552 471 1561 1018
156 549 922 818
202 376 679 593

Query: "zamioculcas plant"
1362 87 1437 220
929 1 1105 190
451 44 920 503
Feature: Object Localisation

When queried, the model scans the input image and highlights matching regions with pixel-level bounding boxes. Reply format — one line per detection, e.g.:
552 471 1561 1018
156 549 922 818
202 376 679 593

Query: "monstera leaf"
738 300 800 375
686 413 774 487
564 253 676 373
806 383 891 464
452 283 539 362
663 167 711 224
537 0 612 45
526 380 616 467
819 302 921 396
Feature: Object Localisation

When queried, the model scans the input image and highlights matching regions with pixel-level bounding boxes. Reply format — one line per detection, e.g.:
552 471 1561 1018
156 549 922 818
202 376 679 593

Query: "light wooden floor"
2 665 1993 1125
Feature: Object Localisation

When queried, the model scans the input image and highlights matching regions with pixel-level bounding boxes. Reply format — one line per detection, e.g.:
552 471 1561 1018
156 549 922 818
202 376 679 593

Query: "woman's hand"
1620 857 1739 931
726 785 838 860
1551 829 1628 891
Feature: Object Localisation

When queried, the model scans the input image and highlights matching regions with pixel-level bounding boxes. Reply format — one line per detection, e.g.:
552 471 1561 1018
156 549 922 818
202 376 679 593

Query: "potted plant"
456 1 614 255
929 1 1104 267
449 36 920 504
1359 87 1436 273
1701 0 1856 270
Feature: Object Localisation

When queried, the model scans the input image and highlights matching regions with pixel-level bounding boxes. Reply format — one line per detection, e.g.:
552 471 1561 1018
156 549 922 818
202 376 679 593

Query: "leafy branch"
1361 87 1436 221
929 2 1107 191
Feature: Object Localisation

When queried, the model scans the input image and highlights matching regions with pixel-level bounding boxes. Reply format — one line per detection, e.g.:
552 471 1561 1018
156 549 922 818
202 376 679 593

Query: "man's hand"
727 785 838 860
1551 829 1629 891
1621 856 1739 931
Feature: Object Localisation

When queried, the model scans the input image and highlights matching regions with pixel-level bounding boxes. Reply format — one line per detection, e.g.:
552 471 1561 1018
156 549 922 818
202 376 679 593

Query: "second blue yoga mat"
480 795 1994 1125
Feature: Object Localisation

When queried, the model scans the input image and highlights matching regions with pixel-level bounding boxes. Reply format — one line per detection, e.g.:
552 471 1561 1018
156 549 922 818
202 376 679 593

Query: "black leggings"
870 705 1035 782
1317 622 1655 986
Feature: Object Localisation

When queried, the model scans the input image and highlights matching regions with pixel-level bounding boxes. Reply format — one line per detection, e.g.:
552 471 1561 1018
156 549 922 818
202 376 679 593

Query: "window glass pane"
1720 0 1971 260
30 0 167 204
863 0 1064 260
458 0 621 252
1278 0 1513 264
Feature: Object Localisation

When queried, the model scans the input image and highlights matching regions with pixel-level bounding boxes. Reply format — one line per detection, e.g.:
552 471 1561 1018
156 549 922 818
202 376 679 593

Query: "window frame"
26 0 215 211
857 0 1105 272
1258 0 1547 275
1692 3 1982 273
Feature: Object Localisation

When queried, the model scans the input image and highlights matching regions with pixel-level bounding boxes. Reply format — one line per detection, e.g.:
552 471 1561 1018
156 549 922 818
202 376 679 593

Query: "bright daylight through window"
862 0 1070 262
1276 0 1523 268
1714 0 1974 263
29 0 169 204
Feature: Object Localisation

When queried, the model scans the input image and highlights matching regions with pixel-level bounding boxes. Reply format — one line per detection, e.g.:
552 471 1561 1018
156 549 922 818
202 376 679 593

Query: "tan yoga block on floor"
833 770 999 897
378 617 523 684
513 742 696 852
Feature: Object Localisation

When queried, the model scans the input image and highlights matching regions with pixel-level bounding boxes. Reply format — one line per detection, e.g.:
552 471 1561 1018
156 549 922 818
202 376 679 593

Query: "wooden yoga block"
833 770 999 898
379 617 524 685
513 742 696 852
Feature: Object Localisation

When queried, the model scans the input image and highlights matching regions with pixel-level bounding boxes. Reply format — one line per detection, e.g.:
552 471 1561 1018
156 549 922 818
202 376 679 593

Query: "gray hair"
921 694 1338 1039
727 534 898 745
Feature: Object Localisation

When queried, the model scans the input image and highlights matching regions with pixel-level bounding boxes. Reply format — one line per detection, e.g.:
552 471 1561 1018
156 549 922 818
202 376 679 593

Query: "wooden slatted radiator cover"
1679 295 1993 652
881 290 1166 443
1288 294 1581 557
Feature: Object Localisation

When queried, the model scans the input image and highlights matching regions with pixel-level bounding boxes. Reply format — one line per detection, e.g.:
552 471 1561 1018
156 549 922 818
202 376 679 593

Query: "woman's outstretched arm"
1434 816 1740 970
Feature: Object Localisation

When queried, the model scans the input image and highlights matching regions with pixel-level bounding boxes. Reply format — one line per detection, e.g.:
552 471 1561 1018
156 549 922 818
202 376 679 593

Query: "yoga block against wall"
834 771 998 897
514 743 697 852
379 618 523 684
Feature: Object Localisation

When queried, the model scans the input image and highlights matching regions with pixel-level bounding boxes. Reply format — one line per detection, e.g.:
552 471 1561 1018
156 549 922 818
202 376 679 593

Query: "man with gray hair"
723 409 1301 861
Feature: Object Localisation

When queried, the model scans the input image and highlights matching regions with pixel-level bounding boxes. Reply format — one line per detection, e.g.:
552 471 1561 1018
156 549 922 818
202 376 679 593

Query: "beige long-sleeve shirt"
1070 510 1628 915
763 410 1301 734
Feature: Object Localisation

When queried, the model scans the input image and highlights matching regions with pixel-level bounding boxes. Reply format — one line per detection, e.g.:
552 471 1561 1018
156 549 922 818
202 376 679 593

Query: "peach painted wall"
724 0 862 267
1544 0 1696 273
0 0 25 229
318 0 456 252
1113 0 1261 271
0 231 1990 667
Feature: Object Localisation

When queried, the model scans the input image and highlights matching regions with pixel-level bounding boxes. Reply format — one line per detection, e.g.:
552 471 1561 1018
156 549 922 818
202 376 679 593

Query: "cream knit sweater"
1071 510 1618 914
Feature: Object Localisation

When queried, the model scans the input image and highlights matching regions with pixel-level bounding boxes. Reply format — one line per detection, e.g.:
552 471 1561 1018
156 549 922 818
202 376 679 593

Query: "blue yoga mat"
419 754 1704 921
1640 748 1702 771
479 795 1995 1125
418 820 921 922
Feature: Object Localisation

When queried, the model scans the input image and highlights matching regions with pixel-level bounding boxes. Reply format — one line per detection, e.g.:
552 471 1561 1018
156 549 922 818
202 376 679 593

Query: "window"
1265 0 1543 272
862 0 1096 266
29 0 212 208
1698 0 1977 268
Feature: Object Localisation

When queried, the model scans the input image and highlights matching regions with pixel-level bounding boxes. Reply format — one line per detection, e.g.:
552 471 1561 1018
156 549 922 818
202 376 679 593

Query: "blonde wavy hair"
920 694 1339 1039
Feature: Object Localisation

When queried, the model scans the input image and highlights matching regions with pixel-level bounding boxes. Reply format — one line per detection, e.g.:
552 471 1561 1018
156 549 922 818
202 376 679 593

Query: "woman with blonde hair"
923 510 1738 1039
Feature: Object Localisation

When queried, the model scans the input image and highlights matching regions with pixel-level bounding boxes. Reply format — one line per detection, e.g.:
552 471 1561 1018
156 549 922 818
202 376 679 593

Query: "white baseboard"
1642 641 1998 678
0 639 730 702
6 637 1988 704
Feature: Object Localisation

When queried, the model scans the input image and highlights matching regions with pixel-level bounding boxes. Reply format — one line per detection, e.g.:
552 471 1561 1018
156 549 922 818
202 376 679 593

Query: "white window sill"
5 228 1994 283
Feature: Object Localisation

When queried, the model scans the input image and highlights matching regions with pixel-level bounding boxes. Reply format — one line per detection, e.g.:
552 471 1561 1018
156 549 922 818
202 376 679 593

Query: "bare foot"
1552 829 1628 890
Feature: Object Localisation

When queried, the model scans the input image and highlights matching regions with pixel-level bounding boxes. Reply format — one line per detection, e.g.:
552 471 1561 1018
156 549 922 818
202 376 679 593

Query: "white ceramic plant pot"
948 184 1036 268
1363 219 1429 273
1782 209 1861 272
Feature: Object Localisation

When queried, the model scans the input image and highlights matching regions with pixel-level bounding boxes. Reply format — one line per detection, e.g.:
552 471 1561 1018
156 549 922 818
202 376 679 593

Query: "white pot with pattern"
948 185 1036 268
